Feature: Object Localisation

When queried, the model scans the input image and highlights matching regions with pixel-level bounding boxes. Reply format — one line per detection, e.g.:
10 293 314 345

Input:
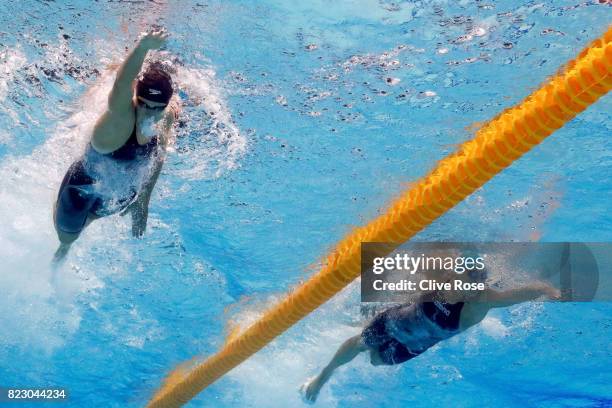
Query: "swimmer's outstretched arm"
91 30 168 154
301 335 368 404
126 157 163 237
484 281 561 308
123 110 176 237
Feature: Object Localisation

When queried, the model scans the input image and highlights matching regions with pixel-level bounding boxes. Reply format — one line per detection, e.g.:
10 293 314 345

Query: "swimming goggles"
137 96 167 111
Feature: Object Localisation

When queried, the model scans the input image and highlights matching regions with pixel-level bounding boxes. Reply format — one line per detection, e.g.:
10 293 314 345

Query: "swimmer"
300 268 560 403
53 30 179 263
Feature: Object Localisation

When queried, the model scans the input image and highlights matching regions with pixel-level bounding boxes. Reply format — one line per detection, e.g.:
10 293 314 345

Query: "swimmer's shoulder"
458 301 491 330
91 108 136 154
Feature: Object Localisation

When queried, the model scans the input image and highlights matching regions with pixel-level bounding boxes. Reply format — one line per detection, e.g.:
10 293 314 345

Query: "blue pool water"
0 1 610 407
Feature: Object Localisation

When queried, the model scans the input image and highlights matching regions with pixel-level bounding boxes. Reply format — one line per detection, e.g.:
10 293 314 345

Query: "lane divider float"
147 26 612 408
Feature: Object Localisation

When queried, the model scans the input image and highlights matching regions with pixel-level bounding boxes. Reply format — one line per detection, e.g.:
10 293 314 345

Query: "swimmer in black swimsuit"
300 268 560 403
53 30 179 262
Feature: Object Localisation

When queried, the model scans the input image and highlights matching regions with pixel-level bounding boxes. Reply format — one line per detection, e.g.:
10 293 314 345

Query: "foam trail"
0 70 121 352
222 284 361 407
0 47 27 143
0 47 26 101
171 65 247 180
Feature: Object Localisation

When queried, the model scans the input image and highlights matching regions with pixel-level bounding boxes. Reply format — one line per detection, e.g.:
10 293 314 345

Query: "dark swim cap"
467 267 488 283
136 63 173 105
461 245 488 283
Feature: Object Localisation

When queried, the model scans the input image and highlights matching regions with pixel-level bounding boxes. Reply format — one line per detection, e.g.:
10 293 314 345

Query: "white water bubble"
0 68 117 352
470 27 487 37
385 77 401 86
172 65 247 179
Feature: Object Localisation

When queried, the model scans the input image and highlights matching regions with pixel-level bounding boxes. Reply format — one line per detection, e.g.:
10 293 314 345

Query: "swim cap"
136 63 173 105
461 245 488 283
467 267 488 283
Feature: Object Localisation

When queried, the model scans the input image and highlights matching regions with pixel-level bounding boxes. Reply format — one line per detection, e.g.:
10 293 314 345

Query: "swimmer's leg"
301 335 367 404
52 199 77 265
53 243 73 265
52 227 79 265
52 207 99 265
52 168 101 265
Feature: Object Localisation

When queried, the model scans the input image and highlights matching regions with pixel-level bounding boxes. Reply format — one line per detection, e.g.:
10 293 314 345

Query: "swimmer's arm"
164 100 179 126
483 282 561 308
129 156 164 237
110 31 169 111
164 99 180 129
107 45 147 112
153 99 180 147
141 156 164 199
91 31 168 153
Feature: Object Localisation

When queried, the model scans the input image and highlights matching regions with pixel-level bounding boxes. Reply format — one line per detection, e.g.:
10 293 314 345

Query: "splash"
0 69 121 353
0 52 248 352
224 283 361 408
171 65 247 180
0 47 26 102
0 47 27 143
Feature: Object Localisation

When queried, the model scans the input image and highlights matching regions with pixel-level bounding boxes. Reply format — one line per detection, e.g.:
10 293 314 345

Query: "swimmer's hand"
300 378 321 405
121 195 150 237
138 30 168 51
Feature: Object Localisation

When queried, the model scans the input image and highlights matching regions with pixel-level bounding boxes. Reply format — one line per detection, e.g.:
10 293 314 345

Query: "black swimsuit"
54 126 158 234
422 301 464 331
361 301 464 365
108 128 158 161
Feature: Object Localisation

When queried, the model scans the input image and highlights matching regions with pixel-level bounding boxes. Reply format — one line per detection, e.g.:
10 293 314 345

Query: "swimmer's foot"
300 377 321 405
52 243 70 266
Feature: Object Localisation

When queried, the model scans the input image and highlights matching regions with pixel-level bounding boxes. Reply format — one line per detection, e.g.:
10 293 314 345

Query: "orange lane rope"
147 26 612 408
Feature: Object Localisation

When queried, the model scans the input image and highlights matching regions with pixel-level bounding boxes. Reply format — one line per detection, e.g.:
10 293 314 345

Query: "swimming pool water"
0 1 610 407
